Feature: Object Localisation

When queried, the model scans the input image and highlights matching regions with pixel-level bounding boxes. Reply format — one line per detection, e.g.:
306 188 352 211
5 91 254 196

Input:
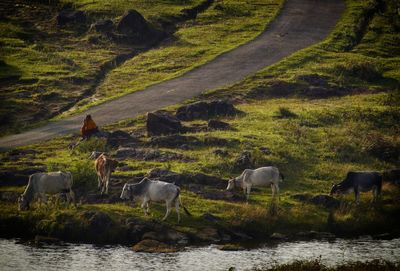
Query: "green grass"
1 0 400 243
0 0 283 135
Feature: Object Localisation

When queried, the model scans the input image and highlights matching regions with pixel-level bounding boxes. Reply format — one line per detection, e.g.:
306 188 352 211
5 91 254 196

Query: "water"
0 238 399 271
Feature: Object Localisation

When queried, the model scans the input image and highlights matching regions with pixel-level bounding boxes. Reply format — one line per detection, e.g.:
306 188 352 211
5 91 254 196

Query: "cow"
120 177 191 223
330 171 382 203
18 171 75 210
226 166 284 202
95 153 118 195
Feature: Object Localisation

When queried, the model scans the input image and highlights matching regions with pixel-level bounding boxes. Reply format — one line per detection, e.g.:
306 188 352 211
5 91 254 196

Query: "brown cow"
95 154 118 194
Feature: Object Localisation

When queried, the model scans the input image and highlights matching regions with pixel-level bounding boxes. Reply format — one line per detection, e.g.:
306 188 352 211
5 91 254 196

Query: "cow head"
18 195 29 210
329 183 343 196
226 178 236 191
120 183 133 200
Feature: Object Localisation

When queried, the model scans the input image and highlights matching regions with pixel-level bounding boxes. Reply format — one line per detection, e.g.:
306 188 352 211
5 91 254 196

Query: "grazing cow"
226 166 284 201
95 153 118 195
18 171 75 210
330 171 382 203
120 178 191 223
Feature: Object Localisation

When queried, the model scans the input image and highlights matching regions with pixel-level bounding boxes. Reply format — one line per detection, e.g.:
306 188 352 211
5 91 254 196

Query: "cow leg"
274 184 280 201
105 173 110 195
97 175 102 189
354 186 360 203
141 199 149 215
245 185 251 203
162 201 172 221
68 189 76 207
175 198 181 223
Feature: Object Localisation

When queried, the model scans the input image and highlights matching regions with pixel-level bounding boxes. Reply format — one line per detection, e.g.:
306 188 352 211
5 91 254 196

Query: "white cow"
18 171 75 210
120 178 191 223
226 166 284 201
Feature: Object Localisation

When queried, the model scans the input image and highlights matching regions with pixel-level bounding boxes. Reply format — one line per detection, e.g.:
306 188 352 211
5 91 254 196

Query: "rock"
142 230 189 245
270 232 287 241
204 137 229 146
86 211 113 234
132 239 178 253
106 130 138 148
89 19 114 33
201 213 222 223
218 243 246 251
114 147 188 162
147 168 225 188
146 111 183 136
208 119 231 130
149 135 201 148
176 100 238 121
246 81 300 98
0 167 46 187
117 9 150 37
291 194 339 209
34 235 62 245
147 168 188 186
233 150 254 171
309 195 340 209
56 10 86 26
196 227 221 242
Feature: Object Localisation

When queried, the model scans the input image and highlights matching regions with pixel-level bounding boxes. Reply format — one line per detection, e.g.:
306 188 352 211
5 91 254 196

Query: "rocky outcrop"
106 130 139 148
208 119 231 130
146 111 183 136
176 100 238 121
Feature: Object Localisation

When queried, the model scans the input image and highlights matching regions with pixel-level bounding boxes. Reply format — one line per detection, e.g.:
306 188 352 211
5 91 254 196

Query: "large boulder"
176 100 238 121
117 9 150 37
146 111 183 136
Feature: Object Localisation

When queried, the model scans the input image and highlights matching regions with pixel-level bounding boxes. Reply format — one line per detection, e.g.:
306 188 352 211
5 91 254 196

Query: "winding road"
0 0 345 149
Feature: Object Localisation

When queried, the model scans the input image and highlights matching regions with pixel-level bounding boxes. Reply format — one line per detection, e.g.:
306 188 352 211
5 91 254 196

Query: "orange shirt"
81 118 98 136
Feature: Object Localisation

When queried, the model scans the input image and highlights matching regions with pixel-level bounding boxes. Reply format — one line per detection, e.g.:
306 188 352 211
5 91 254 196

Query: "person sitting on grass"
81 114 99 139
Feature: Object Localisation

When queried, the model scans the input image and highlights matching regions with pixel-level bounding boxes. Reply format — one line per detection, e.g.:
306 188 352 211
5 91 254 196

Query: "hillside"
0 0 282 136
0 0 399 248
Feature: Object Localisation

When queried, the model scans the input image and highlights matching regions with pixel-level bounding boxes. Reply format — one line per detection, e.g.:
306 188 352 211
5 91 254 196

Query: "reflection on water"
0 238 399 271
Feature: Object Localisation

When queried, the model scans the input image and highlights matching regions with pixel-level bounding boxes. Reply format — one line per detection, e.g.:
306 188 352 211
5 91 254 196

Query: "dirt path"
0 0 345 149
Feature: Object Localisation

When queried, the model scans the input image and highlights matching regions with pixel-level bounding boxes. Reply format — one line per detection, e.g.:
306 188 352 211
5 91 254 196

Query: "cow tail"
279 172 284 182
176 187 192 216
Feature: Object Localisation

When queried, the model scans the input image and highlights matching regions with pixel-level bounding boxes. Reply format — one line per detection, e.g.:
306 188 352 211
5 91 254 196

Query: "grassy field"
0 0 282 135
0 0 399 246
